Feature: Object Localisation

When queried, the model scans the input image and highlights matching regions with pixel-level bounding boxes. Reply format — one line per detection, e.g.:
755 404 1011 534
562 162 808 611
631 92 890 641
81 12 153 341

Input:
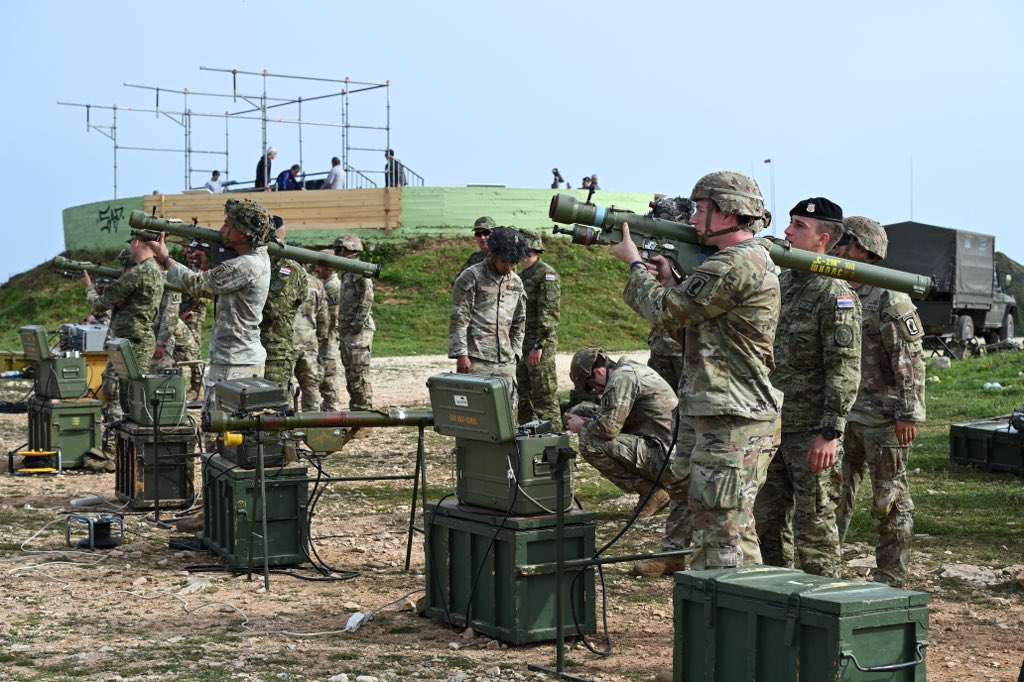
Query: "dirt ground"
1 353 1022 682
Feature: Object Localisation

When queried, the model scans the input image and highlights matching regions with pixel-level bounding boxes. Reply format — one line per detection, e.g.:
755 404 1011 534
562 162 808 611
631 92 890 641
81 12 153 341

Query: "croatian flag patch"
836 296 854 309
545 274 557 281
279 266 292 276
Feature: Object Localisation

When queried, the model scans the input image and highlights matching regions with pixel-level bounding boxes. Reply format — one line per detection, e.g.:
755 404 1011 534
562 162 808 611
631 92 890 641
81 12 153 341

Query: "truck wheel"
955 315 975 344
1002 313 1015 342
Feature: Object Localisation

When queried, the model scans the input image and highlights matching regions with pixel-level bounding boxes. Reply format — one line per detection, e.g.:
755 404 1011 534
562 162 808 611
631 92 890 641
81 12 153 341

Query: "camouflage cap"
224 198 273 243
519 229 544 252
842 216 888 260
690 171 768 230
570 347 608 392
117 249 133 269
333 234 364 253
473 216 496 231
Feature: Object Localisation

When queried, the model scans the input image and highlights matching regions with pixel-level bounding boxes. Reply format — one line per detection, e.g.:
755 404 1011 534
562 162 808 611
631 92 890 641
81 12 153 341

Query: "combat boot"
633 481 670 518
654 670 673 682
631 555 688 577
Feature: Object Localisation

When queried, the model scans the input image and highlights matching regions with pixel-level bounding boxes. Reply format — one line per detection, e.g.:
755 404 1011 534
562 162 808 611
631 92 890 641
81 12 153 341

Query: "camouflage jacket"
293 272 329 353
167 247 271 366
318 272 341 359
772 269 862 434
520 258 560 352
454 250 488 285
647 325 683 358
259 258 307 361
448 260 526 364
847 285 926 426
624 237 782 421
581 358 678 449
155 290 181 350
87 257 163 346
339 271 375 339
179 290 207 339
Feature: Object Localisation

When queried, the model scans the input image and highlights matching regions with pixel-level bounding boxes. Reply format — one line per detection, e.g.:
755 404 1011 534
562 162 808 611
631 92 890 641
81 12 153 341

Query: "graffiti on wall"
97 206 126 233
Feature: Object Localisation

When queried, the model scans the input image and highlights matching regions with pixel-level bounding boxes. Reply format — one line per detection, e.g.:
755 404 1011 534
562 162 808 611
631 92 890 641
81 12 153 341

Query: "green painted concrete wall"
61 188 653 250
62 197 145 251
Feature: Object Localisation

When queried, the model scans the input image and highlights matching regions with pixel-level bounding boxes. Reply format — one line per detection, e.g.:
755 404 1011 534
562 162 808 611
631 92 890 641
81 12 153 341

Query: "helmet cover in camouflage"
842 216 888 260
650 195 695 223
224 198 273 243
487 227 530 264
333 234 364 253
519 229 544 252
117 248 133 269
569 347 608 391
473 216 496 231
690 171 769 230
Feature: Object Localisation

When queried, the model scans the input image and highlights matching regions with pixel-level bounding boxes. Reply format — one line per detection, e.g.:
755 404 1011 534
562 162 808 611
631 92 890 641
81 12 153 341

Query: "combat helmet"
570 347 608 392
333 234 364 253
690 171 769 231
224 198 273 243
519 229 544 253
842 216 888 260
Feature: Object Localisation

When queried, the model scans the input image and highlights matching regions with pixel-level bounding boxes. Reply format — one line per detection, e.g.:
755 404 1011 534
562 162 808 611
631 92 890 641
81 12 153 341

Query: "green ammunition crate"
127 375 188 426
34 357 89 399
428 373 516 442
27 396 102 469
673 567 929 682
424 500 596 644
949 419 1023 474
115 421 197 509
202 454 309 567
455 433 574 515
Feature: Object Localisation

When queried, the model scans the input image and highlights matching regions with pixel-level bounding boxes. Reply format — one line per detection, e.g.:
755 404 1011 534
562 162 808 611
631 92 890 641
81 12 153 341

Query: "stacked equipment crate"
19 325 101 469
423 373 596 644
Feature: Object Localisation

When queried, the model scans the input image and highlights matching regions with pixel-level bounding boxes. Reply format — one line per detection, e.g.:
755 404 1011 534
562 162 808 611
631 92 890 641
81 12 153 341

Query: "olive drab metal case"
33 358 89 399
127 374 188 426
202 454 309 567
27 396 103 469
114 421 196 509
949 419 1024 475
214 377 290 414
455 434 574 515
672 567 929 682
427 373 516 442
19 325 50 361
424 499 596 644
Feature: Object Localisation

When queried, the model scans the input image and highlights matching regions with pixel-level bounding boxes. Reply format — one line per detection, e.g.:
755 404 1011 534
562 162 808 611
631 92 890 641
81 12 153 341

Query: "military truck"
885 221 1017 352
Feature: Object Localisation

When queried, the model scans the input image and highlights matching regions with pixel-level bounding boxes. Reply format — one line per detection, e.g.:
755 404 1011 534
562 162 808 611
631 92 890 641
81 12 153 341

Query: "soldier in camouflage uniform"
314 250 343 411
645 195 693 391
515 230 561 424
83 235 165 422
754 198 862 578
834 217 926 587
292 265 329 411
260 220 307 389
567 348 677 528
616 171 782 572
449 227 528 409
178 245 208 400
454 217 495 282
334 235 375 410
150 197 273 416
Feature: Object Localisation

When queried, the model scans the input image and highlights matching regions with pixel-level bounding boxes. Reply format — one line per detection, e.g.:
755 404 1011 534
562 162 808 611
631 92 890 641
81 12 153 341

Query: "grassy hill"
0 238 651 355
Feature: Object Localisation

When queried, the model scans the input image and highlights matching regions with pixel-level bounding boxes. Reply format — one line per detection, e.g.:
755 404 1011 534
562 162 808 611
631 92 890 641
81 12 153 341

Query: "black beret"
789 197 843 223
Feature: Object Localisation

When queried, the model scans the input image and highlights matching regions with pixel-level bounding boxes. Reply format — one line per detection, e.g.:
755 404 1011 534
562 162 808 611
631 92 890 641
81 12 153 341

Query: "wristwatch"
819 427 842 441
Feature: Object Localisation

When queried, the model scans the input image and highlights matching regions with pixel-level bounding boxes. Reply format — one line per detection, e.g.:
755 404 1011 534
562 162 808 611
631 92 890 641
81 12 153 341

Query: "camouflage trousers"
647 352 684 393
755 429 843 577
516 349 560 425
101 361 125 423
153 318 202 400
294 347 324 412
341 332 374 411
263 356 295 390
688 415 778 570
467 357 517 413
184 322 205 400
837 421 914 586
319 355 342 412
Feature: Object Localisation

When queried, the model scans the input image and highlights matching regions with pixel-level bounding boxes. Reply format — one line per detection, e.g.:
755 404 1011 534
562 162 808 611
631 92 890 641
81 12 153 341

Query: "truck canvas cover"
886 221 993 306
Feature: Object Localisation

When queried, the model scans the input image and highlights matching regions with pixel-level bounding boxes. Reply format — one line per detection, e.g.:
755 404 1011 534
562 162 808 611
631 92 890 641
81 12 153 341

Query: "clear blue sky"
2 1 1022 284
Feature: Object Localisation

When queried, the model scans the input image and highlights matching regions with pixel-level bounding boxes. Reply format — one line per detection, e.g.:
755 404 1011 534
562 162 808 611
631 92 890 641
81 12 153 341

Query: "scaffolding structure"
58 66 423 198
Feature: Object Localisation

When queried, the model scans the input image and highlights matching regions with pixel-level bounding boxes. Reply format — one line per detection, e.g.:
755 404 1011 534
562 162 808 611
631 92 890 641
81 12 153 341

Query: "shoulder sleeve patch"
888 296 924 341
545 273 558 281
834 324 855 347
683 259 732 306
